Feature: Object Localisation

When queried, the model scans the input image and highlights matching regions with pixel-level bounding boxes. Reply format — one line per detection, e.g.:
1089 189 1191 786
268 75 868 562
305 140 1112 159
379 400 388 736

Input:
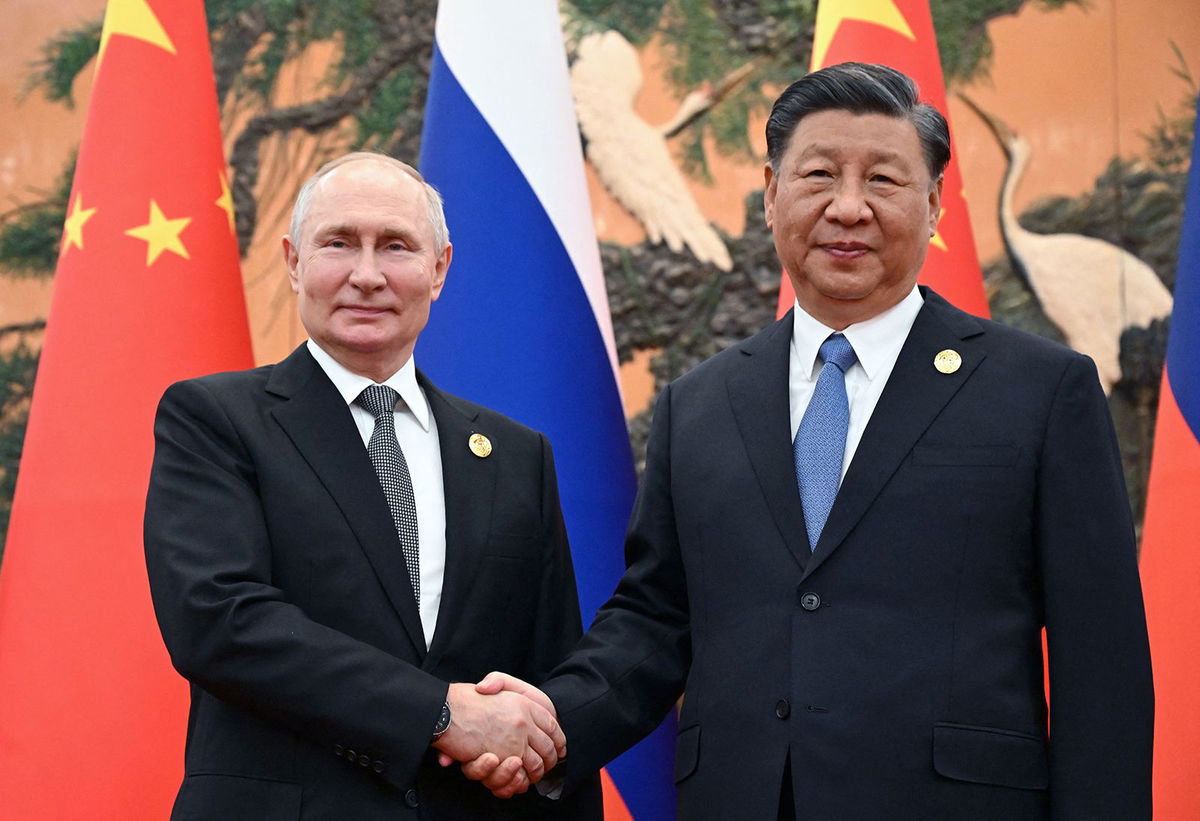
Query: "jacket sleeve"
1037 354 1154 819
529 433 587 681
542 384 691 791
143 378 447 791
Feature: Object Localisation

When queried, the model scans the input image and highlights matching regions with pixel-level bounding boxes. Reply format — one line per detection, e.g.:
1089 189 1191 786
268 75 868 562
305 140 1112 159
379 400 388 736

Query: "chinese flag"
1140 95 1200 819
776 0 988 319
0 1 252 817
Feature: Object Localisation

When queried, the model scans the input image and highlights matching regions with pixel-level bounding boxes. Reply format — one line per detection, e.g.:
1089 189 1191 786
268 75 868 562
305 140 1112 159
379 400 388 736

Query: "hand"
432 682 564 786
437 672 564 798
474 671 557 718
446 753 531 798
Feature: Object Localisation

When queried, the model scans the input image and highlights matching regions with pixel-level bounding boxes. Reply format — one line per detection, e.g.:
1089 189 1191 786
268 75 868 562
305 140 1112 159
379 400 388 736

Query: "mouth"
339 305 390 317
820 241 871 260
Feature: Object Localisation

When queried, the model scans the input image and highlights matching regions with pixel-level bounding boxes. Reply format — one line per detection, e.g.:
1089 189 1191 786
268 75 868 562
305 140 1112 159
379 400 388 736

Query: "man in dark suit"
144 152 602 819
468 63 1153 819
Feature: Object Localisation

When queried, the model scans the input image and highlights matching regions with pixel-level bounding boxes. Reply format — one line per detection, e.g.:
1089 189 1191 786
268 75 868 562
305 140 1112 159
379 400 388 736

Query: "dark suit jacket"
542 289 1153 820
144 344 602 820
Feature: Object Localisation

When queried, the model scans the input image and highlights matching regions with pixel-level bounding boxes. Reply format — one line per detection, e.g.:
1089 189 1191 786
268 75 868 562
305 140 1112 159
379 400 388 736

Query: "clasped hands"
432 673 561 798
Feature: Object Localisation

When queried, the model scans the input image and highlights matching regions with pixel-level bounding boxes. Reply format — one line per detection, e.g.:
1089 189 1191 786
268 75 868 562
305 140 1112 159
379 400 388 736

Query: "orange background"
1 0 1198 414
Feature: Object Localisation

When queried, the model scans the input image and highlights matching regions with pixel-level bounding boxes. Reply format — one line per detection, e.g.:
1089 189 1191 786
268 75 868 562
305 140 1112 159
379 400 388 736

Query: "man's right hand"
431 682 565 788
436 672 564 798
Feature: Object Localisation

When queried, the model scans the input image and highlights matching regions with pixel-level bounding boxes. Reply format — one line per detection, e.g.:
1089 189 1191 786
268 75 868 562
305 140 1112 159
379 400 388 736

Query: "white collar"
305 339 432 431
791 286 924 381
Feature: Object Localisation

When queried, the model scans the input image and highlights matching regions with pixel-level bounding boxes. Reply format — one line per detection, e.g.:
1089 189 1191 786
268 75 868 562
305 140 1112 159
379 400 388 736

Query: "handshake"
432 672 563 798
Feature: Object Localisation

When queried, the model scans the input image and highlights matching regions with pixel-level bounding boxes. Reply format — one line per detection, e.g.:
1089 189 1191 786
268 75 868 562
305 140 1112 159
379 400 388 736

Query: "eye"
804 168 833 179
870 173 898 185
327 238 349 248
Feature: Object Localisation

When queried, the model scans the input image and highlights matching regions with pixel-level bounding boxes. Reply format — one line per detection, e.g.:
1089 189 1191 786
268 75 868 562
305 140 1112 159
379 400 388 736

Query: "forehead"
783 109 926 171
305 162 426 229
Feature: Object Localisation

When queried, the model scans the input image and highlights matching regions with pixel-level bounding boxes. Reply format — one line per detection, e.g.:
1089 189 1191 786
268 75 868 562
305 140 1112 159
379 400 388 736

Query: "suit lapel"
727 312 813 569
801 290 987 580
422 375 496 669
267 345 428 658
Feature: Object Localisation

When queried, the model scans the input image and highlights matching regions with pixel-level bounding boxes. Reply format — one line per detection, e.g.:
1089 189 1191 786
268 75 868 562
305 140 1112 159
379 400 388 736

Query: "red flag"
1140 95 1200 818
776 0 988 319
0 1 252 816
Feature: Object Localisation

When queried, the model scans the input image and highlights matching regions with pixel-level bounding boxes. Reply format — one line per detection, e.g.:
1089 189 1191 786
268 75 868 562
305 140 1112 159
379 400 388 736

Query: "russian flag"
1140 94 1200 818
417 2 675 818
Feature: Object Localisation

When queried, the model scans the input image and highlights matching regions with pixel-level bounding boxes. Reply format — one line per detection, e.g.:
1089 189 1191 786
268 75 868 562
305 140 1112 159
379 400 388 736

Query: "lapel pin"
933 349 962 374
469 433 493 458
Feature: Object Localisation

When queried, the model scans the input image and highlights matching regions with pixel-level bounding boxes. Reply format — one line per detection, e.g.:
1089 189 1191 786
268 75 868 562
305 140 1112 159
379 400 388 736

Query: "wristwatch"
431 701 452 740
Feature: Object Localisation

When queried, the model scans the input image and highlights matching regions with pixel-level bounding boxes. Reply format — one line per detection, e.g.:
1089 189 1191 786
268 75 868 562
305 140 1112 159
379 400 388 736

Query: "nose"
348 247 386 290
824 178 872 225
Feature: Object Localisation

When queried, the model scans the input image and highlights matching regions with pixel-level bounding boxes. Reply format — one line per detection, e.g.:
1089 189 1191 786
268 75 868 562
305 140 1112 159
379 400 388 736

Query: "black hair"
765 62 950 179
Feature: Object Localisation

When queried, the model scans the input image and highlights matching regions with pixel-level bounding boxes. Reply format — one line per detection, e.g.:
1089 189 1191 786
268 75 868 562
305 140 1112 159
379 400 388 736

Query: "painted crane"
959 93 1172 393
569 28 735 271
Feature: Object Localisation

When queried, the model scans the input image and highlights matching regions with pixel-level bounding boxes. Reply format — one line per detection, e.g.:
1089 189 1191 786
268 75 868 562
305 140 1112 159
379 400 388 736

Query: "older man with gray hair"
144 152 602 820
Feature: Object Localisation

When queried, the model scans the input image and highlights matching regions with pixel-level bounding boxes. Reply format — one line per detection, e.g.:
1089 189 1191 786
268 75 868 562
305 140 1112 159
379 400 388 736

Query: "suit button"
404 788 420 808
799 592 821 611
775 699 791 719
346 749 356 761
373 760 384 773
333 744 344 757
358 753 370 767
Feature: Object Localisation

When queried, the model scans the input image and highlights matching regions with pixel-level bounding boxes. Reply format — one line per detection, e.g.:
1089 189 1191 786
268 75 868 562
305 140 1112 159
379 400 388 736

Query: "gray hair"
766 62 950 181
288 152 449 254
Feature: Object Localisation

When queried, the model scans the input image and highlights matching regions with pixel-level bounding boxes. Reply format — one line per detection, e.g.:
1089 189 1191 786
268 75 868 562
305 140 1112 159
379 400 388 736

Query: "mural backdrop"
0 0 1196 557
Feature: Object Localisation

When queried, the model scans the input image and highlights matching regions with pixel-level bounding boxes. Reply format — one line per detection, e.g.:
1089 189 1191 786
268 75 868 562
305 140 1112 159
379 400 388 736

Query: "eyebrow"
799 144 911 166
313 225 421 244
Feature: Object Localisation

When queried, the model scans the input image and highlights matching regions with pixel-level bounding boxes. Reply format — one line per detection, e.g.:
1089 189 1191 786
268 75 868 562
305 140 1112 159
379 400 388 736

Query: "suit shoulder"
161 364 275 404
923 291 1092 379
428 386 547 443
973 315 1092 374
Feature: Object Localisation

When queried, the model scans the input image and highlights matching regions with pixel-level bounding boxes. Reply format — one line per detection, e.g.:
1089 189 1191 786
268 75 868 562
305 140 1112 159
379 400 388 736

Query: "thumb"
474 671 510 695
438 752 454 767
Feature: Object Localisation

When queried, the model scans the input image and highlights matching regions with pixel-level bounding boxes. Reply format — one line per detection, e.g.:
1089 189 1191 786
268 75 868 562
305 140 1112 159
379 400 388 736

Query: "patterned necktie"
794 334 858 551
356 384 420 602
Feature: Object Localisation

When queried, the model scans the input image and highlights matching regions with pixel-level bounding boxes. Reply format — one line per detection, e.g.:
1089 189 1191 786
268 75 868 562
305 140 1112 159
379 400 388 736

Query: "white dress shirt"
789 286 925 482
307 340 446 649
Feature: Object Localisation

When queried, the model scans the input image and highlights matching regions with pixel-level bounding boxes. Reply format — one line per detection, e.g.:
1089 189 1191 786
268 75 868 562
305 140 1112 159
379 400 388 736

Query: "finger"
524 728 559 776
475 673 556 715
492 768 530 799
460 752 501 782
437 752 454 768
480 756 524 790
528 707 567 760
522 743 549 782
474 671 508 695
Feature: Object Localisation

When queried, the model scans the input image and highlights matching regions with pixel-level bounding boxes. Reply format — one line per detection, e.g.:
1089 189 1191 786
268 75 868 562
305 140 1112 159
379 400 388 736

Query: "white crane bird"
570 29 734 271
960 94 1172 394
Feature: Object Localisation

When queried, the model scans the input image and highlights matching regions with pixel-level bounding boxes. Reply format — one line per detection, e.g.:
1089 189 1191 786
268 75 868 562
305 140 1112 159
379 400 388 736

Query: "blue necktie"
794 334 858 551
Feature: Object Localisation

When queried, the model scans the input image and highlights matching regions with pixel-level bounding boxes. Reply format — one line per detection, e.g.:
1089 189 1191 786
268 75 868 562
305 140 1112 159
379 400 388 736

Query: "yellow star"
930 208 948 251
97 0 177 69
215 171 236 234
62 193 98 254
125 200 191 265
811 0 915 71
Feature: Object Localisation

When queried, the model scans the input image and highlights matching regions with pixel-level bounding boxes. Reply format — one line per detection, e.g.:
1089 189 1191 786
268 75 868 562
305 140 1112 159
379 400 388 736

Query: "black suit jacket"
144 344 602 820
543 289 1153 820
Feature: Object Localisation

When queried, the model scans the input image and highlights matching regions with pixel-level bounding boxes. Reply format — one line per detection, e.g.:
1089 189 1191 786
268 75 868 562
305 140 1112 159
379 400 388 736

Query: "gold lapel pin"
469 433 493 458
933 349 962 374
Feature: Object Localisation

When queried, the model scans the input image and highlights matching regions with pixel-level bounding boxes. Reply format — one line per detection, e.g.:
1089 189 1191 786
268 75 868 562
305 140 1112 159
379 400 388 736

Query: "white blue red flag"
417 2 675 817
1140 94 1200 818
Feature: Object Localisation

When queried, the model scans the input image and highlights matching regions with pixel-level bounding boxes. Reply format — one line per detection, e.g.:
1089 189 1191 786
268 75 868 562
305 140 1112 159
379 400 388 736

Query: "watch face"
433 702 451 736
